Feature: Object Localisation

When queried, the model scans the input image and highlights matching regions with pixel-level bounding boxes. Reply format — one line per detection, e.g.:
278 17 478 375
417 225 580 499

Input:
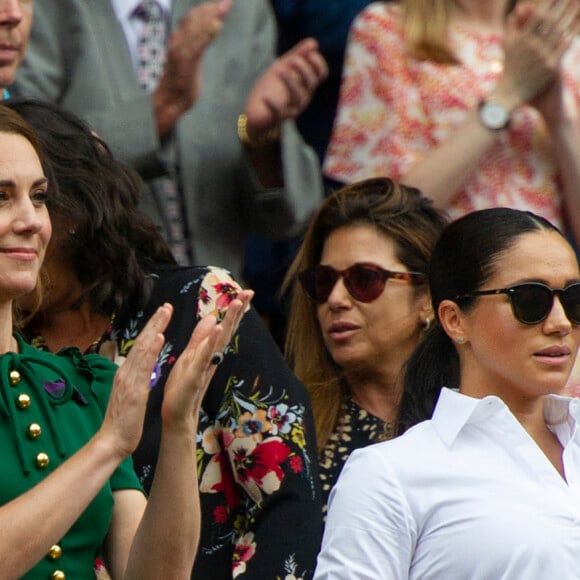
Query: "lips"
0 247 38 260
0 43 21 65
533 344 573 368
328 321 359 333
534 345 571 357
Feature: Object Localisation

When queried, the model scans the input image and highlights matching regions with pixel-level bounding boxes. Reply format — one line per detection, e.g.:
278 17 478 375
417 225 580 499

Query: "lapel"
97 2 143 97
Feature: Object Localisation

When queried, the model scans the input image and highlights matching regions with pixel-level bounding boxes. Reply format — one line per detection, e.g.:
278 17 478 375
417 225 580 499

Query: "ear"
416 291 433 327
438 299 468 344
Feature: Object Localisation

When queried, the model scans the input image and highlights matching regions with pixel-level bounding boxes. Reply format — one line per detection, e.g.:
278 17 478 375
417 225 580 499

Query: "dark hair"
284 177 449 452
398 207 565 433
4 98 175 320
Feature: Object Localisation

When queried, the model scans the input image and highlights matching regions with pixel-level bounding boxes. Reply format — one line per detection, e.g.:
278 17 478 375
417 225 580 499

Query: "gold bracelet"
237 114 281 148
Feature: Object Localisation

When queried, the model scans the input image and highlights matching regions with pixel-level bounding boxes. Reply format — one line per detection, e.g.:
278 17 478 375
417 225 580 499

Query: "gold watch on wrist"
237 114 281 148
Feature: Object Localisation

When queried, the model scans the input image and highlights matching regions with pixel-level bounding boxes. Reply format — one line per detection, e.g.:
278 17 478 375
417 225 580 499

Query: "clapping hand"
160 289 254 430
99 289 253 458
154 0 233 138
497 0 578 111
243 38 329 143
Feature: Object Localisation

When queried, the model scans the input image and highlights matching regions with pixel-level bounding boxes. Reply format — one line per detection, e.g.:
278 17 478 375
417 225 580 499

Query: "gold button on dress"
35 452 49 468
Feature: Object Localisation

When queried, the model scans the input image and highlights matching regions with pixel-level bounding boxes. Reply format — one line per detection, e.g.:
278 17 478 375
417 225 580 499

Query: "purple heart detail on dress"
43 379 66 399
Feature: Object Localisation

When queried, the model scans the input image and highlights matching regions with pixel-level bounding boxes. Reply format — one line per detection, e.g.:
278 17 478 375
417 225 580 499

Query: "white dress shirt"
315 388 580 579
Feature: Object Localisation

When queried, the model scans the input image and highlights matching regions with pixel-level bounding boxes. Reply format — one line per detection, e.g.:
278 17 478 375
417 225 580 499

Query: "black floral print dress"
25 264 323 580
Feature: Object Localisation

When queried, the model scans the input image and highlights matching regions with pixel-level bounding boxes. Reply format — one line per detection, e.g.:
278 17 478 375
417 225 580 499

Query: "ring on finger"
211 351 224 365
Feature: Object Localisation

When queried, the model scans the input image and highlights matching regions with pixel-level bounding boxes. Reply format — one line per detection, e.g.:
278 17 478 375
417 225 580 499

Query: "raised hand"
243 38 329 142
154 0 232 138
495 0 579 110
160 289 254 430
99 303 173 459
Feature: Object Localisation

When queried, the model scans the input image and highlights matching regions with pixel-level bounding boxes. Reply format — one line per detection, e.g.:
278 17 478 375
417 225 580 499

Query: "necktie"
134 0 191 266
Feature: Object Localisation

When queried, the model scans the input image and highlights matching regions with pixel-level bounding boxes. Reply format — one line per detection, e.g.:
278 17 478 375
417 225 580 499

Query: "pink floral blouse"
323 2 580 229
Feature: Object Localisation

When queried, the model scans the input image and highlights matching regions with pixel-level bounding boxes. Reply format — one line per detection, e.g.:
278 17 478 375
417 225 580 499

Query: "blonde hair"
283 178 448 453
402 0 519 63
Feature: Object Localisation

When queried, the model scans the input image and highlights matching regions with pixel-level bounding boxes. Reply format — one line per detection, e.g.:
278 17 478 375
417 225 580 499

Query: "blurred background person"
324 0 580 241
12 0 328 284
316 207 580 579
243 0 386 348
270 0 380 165
0 0 32 96
9 97 324 580
283 177 448 516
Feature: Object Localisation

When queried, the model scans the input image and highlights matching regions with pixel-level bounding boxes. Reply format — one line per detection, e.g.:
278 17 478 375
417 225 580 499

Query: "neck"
38 302 110 353
346 367 403 423
0 300 17 353
451 0 509 30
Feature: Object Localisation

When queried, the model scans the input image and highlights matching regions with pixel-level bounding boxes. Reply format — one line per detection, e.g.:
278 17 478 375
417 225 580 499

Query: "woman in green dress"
0 103 252 579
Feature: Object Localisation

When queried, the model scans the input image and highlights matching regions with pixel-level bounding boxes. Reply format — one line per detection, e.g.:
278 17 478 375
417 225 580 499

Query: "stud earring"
456 336 465 344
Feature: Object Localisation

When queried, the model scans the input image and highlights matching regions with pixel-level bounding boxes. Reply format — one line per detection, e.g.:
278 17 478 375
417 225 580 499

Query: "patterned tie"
134 0 191 266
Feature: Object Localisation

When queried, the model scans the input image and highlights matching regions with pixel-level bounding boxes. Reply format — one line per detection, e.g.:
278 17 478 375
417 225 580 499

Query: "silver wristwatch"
478 99 510 131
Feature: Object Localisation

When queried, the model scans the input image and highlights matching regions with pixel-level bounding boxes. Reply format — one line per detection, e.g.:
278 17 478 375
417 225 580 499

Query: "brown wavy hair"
283 177 448 453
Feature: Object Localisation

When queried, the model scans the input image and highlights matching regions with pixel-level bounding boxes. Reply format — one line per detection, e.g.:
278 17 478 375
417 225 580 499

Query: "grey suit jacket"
14 0 324 278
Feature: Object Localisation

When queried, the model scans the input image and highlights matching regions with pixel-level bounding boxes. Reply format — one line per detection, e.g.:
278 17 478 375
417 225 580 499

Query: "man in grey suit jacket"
13 0 328 279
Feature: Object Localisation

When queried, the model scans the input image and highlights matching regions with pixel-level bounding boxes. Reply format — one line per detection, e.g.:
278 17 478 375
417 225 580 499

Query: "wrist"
478 98 511 131
237 114 281 148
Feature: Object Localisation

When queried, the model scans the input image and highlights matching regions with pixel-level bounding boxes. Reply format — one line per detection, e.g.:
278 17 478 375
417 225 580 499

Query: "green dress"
0 334 141 579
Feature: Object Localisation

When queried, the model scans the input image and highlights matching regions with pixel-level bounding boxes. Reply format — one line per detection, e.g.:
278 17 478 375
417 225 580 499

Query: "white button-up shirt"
315 388 580 579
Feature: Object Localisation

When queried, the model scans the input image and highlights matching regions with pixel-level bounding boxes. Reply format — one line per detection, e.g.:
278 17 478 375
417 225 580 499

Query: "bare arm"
0 306 171 579
105 292 253 580
402 0 578 207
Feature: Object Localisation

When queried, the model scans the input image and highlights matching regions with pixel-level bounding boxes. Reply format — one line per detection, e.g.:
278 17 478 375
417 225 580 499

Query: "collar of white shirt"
110 0 172 23
433 386 580 448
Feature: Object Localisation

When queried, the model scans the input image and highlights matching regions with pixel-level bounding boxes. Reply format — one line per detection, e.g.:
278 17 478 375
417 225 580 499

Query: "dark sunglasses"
298 262 427 304
454 282 580 325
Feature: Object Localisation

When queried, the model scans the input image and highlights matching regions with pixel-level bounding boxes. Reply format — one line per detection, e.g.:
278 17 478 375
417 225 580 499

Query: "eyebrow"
0 177 48 188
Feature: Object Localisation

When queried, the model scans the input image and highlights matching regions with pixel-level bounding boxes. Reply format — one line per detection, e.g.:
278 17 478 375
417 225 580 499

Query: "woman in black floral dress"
284 177 447 517
11 98 323 580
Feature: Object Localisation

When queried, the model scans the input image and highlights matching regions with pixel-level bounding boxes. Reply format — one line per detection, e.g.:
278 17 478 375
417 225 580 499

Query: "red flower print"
200 429 241 509
229 436 290 503
214 282 239 310
289 455 303 474
232 532 257 578
213 505 228 524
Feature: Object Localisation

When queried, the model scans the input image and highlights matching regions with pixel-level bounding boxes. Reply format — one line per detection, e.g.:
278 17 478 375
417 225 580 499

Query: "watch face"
480 101 510 130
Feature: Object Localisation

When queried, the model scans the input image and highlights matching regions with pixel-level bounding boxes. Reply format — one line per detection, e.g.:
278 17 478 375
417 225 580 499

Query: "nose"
13 198 44 234
0 0 23 26
543 295 573 335
325 276 352 309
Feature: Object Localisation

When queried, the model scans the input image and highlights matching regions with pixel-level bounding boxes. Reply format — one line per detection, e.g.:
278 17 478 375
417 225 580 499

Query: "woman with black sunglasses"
315 207 580 579
283 177 448 518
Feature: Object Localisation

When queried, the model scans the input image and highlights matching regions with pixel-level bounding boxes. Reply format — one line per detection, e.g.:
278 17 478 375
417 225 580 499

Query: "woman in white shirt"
315 207 580 579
